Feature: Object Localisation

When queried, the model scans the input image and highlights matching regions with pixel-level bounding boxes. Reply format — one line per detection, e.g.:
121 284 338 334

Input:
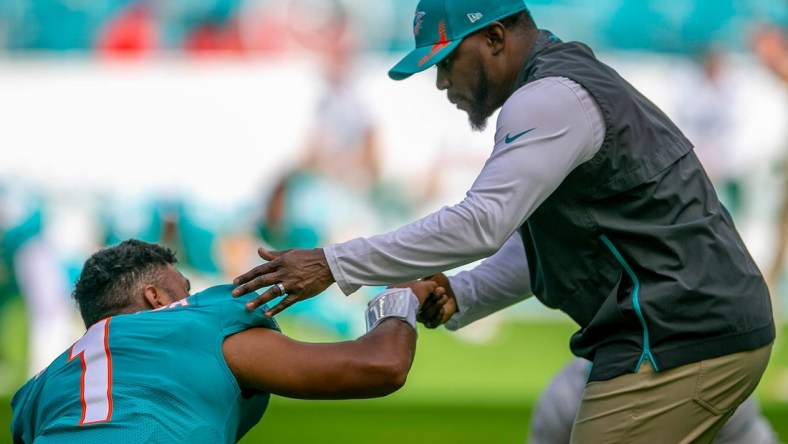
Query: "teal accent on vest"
600 235 658 372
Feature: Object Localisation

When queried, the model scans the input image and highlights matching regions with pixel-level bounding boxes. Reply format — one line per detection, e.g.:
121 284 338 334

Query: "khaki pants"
570 343 773 444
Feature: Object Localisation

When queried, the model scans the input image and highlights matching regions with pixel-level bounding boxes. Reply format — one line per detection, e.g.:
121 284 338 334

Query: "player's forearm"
225 288 421 399
313 290 419 399
224 321 416 400
275 319 416 400
348 318 417 396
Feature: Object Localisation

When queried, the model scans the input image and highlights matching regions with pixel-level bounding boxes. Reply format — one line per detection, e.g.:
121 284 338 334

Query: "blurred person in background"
96 1 157 57
97 0 247 56
100 194 225 286
528 357 779 444
754 25 788 310
232 0 775 441
675 48 743 219
301 28 382 191
252 0 412 338
11 239 440 443
180 0 245 54
0 185 78 385
257 0 383 250
255 168 378 338
752 24 788 83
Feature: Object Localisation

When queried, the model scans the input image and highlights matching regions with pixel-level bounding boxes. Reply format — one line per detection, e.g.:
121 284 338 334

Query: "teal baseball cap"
389 0 528 80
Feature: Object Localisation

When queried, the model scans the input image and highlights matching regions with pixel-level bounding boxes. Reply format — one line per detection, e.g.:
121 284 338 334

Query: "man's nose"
436 68 450 91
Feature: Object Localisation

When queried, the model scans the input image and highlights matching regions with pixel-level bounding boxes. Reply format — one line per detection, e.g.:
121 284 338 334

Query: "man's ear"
484 22 507 55
143 285 170 309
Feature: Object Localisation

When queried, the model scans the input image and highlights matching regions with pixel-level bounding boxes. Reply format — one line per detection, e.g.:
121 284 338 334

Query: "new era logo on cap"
467 13 483 23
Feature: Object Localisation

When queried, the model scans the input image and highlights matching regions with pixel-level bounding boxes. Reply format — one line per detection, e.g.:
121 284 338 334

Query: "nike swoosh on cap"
504 128 537 144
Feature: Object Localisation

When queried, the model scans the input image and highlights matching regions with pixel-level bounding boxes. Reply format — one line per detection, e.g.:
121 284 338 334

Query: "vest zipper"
599 235 659 372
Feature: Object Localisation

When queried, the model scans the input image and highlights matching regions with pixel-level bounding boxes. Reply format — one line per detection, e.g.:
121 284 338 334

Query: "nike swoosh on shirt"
504 128 537 144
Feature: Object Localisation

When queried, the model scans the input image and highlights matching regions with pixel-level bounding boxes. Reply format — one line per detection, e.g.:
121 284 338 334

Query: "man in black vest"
232 1 775 441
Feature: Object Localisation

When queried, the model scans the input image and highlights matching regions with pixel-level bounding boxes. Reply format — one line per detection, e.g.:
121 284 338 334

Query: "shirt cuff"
443 276 467 331
324 244 362 296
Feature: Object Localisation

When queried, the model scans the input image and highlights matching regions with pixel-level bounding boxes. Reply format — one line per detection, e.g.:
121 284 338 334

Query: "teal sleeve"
10 380 33 444
188 284 280 440
235 394 269 439
190 284 280 336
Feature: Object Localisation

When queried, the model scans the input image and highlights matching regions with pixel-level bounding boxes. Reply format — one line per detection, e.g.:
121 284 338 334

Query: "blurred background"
0 0 787 442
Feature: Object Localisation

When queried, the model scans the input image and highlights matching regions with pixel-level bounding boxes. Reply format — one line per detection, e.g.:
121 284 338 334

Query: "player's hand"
388 280 443 307
232 247 335 317
388 280 447 328
389 274 456 329
420 273 457 328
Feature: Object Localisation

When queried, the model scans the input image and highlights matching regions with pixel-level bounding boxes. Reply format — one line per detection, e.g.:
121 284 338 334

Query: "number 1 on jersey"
68 318 113 425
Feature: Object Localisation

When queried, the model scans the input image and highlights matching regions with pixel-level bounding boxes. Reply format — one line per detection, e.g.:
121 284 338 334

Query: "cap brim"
388 39 462 81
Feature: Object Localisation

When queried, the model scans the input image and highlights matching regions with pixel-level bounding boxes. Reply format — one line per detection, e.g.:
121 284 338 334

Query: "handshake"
388 273 457 329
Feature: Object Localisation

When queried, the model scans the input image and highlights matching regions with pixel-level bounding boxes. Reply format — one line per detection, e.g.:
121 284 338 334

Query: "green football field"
1 306 787 443
246 318 788 443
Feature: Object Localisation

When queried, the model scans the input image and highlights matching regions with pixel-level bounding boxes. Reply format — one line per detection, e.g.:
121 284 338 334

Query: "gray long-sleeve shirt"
325 76 605 329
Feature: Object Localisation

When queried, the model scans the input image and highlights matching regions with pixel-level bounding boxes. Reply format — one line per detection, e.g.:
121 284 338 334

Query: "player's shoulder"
12 348 72 399
128 284 237 333
10 364 51 426
189 284 261 314
10 377 33 442
189 284 236 306
190 284 281 334
11 376 35 410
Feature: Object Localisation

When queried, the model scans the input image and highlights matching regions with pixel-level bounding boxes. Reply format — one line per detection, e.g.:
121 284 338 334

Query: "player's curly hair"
72 239 178 328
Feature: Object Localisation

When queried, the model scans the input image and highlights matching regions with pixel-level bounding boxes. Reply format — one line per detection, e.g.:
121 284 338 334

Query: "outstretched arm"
222 283 439 399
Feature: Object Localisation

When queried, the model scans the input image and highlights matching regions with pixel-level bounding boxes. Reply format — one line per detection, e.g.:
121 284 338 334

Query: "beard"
466 67 499 132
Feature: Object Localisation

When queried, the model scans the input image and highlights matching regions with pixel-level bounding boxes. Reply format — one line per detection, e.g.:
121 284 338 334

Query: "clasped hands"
389 273 457 329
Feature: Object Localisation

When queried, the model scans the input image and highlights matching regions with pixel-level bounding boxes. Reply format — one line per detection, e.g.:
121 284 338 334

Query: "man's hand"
420 273 457 328
388 280 443 307
390 273 457 329
232 247 335 317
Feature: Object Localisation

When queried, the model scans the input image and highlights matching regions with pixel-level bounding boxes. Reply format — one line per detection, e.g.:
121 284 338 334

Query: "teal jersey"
10 284 280 443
